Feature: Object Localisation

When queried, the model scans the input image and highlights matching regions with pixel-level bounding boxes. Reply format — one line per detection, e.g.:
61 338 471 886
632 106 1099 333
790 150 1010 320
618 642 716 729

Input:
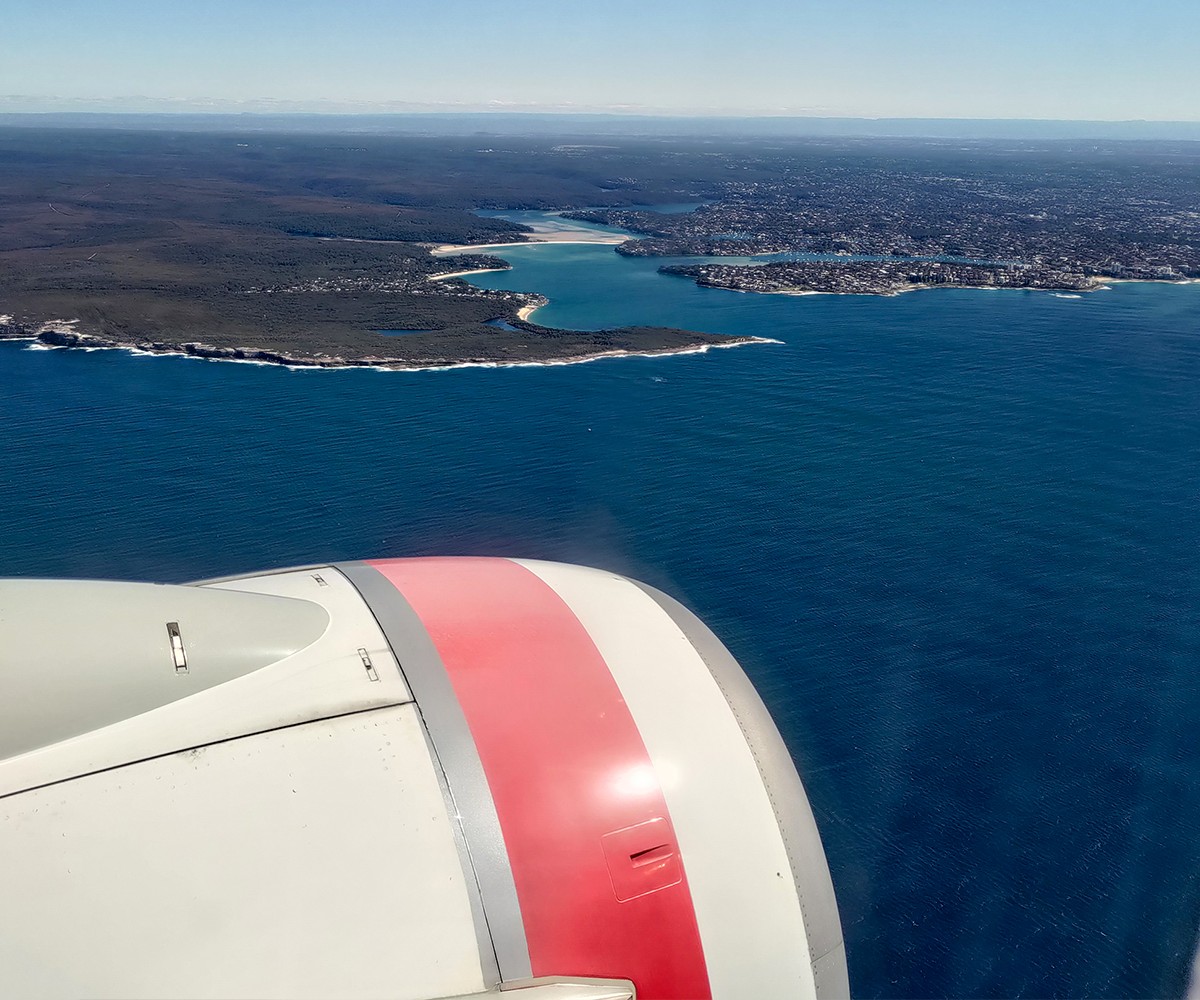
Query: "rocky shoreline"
0 319 770 372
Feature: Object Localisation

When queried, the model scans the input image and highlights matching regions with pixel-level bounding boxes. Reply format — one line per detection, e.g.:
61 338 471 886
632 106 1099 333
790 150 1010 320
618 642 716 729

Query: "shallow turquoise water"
2 219 1199 998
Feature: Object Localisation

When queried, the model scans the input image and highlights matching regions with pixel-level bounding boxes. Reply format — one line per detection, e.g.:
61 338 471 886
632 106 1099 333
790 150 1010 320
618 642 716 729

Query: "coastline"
1094 276 1200 287
21 207 1195 374
3 328 778 373
426 264 544 319
9 270 1193 376
0 206 757 371
680 277 1200 298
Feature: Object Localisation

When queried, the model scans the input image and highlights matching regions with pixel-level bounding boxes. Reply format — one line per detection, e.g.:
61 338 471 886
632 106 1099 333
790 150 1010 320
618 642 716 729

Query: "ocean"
2 213 1199 998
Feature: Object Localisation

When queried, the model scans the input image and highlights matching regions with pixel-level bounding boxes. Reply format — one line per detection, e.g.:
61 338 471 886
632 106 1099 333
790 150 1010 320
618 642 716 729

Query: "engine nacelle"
0 558 846 999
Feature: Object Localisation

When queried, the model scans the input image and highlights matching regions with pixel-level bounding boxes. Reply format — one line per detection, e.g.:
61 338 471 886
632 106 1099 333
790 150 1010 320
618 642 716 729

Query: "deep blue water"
3 217 1200 998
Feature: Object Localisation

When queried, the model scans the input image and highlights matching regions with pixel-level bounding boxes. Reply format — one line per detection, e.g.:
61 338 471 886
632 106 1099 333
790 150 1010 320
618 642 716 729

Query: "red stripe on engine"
369 557 711 1000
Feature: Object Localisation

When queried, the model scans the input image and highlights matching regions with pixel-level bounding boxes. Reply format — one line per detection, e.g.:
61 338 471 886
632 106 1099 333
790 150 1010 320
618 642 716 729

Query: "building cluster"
569 153 1200 284
661 260 1101 296
243 254 527 309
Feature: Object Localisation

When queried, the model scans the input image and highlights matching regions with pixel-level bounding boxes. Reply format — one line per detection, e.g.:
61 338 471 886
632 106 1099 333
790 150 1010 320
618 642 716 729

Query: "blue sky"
4 0 1198 119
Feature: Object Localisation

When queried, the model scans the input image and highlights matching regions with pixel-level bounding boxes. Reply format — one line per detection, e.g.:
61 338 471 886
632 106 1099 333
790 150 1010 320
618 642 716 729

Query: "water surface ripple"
2 230 1199 998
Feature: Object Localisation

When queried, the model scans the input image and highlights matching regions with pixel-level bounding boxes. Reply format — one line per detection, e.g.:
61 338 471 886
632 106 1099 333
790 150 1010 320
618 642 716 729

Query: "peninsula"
0 128 757 369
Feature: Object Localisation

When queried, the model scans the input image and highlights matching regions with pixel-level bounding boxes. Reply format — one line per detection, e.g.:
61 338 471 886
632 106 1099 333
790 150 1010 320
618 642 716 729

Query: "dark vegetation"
0 128 750 364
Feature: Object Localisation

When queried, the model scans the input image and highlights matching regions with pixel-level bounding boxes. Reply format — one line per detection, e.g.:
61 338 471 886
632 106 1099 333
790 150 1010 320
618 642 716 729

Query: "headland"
0 130 746 370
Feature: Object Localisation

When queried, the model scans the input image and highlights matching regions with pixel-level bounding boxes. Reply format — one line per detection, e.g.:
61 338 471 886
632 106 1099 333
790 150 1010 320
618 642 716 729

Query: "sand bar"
432 231 628 255
428 267 509 281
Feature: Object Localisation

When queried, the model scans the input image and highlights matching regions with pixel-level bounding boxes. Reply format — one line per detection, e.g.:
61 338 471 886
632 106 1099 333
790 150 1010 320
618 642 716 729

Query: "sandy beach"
427 266 509 281
1094 276 1200 287
431 231 628 255
431 215 630 255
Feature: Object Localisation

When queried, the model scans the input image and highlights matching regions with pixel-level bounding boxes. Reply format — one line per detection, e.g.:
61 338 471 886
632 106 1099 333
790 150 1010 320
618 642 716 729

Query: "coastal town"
567 142 1200 295
658 259 1103 296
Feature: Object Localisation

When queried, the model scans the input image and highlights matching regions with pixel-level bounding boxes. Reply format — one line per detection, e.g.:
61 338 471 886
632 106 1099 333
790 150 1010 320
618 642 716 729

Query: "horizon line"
2 108 1200 125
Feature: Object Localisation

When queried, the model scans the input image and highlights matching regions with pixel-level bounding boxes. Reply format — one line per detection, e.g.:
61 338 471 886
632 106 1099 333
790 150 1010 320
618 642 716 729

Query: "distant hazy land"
3 110 1200 141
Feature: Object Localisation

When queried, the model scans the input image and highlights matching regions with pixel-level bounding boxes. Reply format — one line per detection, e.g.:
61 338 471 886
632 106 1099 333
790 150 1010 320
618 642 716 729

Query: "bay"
2 213 1199 998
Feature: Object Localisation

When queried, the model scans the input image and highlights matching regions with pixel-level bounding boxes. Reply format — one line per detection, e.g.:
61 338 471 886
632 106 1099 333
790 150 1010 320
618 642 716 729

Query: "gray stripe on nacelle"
334 561 532 988
632 581 850 1000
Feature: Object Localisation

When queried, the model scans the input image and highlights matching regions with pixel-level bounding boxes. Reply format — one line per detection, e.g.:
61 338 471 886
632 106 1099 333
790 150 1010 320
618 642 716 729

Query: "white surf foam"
18 333 780 374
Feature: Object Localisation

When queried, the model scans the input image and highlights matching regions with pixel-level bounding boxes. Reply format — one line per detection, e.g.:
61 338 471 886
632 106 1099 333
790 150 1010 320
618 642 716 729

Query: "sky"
4 0 1199 121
